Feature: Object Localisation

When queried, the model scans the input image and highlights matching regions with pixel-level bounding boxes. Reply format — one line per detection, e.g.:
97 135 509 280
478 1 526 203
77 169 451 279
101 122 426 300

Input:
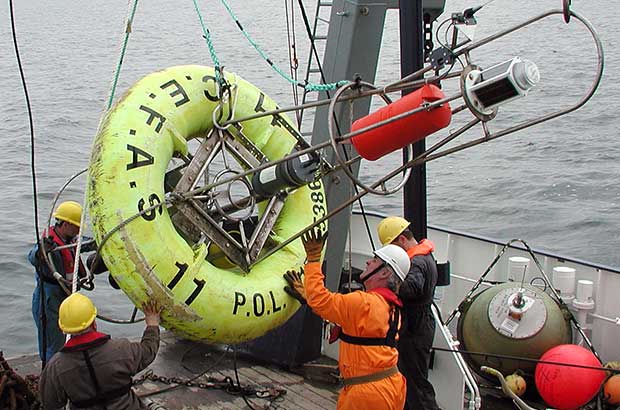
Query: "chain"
134 370 287 401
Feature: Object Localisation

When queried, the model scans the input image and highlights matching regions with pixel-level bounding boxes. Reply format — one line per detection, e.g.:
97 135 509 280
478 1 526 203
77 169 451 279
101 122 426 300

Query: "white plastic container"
553 266 576 302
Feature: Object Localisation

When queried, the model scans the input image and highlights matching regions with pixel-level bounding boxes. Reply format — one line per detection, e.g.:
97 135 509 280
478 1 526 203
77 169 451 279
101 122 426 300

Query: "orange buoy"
604 375 620 405
350 84 452 161
535 344 606 410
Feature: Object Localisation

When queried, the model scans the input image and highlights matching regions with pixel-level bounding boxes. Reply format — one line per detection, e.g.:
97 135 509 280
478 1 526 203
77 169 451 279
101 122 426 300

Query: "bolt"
331 175 341 184
360 6 369 16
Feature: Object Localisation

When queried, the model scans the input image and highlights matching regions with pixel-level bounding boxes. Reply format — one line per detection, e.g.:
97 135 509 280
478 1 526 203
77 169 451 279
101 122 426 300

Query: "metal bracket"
168 125 296 272
429 47 454 71
247 195 286 261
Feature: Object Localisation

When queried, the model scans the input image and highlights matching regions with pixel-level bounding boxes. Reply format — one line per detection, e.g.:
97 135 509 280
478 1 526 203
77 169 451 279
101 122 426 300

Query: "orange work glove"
301 227 327 263
283 269 306 304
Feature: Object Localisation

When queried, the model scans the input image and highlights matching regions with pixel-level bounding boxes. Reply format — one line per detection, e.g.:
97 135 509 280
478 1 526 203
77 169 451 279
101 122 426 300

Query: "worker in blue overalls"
29 201 96 362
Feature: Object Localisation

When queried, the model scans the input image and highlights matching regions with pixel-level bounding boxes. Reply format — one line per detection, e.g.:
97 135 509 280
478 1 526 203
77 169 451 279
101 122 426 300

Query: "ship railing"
431 303 481 410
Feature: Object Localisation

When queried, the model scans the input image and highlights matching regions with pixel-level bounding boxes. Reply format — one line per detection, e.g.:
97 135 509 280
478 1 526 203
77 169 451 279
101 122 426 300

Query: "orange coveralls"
304 262 406 410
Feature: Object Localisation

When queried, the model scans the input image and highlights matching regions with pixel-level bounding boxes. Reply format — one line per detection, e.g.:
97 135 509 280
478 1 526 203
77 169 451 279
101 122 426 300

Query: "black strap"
339 307 400 348
72 349 131 409
79 349 106 410
339 332 391 346
71 383 132 409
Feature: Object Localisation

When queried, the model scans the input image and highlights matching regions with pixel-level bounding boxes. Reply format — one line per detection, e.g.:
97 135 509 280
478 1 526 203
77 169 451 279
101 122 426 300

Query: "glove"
301 227 327 263
283 269 306 305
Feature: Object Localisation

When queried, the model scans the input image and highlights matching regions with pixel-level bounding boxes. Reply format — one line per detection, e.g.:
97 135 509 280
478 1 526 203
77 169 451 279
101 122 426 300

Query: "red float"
350 84 452 161
535 344 606 410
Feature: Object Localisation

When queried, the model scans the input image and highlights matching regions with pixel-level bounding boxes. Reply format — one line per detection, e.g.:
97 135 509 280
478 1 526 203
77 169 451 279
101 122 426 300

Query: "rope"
75 0 141 274
216 0 346 91
64 0 142 300
106 0 141 109
190 0 226 90
70 203 89 295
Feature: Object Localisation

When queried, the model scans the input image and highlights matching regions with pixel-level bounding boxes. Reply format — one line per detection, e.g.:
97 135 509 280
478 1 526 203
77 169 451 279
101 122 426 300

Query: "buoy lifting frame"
47 7 603 284
161 8 604 273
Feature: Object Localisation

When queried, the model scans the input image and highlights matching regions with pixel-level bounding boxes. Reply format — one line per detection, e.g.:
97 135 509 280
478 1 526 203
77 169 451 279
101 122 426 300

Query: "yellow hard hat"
377 216 410 245
58 293 97 334
53 201 82 227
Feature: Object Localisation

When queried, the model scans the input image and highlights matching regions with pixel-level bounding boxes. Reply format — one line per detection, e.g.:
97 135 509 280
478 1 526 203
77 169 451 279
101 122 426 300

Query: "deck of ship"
9 331 340 410
8 331 536 409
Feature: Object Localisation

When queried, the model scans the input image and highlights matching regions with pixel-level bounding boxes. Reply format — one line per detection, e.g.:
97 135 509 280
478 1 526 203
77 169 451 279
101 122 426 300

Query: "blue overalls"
28 232 72 362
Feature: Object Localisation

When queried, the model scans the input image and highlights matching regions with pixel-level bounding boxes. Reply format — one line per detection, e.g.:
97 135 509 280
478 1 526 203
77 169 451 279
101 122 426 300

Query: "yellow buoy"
88 65 327 343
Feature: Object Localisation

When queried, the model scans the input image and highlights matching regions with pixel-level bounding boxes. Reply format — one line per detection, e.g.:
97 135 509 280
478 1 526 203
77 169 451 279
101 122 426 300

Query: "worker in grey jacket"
39 293 162 410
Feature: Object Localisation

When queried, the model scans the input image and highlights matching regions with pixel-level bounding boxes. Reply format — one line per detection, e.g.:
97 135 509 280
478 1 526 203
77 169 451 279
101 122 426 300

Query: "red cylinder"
350 84 452 161
535 344 606 410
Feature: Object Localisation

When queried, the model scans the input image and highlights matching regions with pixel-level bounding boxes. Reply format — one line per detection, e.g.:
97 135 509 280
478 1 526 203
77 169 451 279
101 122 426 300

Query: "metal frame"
170 128 286 272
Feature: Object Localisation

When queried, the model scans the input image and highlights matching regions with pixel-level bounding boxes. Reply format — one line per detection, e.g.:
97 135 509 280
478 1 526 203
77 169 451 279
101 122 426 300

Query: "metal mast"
400 0 427 240
310 0 398 291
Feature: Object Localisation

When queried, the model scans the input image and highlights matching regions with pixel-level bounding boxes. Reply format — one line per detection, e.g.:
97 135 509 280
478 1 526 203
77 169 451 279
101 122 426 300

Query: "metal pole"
400 0 427 240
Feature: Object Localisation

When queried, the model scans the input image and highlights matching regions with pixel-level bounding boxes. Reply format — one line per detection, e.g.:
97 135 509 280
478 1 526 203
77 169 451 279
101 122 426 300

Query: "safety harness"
46 227 76 278
332 288 403 387
331 287 403 348
36 226 87 285
61 333 132 409
338 307 400 348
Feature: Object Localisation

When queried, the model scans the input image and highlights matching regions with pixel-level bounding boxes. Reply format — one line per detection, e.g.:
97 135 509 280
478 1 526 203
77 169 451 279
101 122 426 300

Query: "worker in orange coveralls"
285 228 410 410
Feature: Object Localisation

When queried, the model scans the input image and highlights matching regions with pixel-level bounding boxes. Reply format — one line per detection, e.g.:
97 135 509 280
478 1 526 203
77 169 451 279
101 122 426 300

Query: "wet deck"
8 331 340 410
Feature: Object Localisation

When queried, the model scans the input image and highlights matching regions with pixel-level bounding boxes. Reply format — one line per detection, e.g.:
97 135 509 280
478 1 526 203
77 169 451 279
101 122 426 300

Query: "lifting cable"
106 0 141 110
67 12 141 285
9 0 48 368
431 346 620 375
284 0 301 123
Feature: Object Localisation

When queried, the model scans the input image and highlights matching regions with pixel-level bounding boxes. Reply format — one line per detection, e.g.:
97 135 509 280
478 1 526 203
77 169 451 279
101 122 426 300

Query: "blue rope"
217 0 347 91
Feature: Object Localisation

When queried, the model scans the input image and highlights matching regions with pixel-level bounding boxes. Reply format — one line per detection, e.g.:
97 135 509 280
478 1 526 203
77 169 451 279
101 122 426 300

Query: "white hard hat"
373 244 410 281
